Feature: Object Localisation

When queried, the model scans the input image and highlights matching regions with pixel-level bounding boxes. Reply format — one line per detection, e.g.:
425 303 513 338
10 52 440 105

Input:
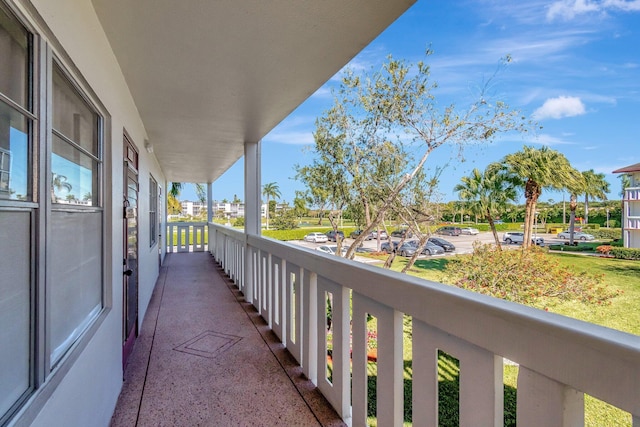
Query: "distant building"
612 163 640 248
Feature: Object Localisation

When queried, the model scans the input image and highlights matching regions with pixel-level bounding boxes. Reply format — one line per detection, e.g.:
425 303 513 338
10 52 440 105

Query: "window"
49 62 103 366
0 3 31 201
0 4 104 423
51 64 100 206
0 4 33 423
150 175 158 247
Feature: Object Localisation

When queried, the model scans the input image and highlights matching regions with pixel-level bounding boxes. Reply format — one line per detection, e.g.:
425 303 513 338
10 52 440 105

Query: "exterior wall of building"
5 0 165 425
623 171 640 248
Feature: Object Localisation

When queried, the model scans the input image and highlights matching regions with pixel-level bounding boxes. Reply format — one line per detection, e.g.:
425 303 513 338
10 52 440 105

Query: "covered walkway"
110 252 344 426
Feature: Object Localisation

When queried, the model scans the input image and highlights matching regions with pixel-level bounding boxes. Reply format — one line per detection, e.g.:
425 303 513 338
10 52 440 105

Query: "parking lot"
292 231 566 259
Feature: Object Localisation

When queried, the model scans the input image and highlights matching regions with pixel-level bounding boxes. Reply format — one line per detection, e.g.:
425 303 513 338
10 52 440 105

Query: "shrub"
444 243 618 306
592 228 622 240
596 245 613 255
610 247 640 260
233 216 245 227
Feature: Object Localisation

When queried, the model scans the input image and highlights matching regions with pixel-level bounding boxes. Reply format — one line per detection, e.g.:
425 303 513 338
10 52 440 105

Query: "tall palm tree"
582 169 609 224
501 146 583 248
51 173 72 203
169 182 206 201
454 164 517 249
262 182 281 230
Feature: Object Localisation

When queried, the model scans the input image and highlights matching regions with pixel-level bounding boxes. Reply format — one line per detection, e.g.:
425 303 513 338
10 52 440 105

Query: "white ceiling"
91 0 415 183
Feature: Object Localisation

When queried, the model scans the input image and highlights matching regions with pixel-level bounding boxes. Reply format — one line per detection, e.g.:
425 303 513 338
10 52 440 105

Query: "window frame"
149 174 158 247
0 2 112 424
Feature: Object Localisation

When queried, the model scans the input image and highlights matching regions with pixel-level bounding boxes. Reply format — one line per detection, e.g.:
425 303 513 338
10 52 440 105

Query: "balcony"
115 222 640 426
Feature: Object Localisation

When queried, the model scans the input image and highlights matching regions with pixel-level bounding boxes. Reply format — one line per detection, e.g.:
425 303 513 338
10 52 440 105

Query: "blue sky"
183 0 640 204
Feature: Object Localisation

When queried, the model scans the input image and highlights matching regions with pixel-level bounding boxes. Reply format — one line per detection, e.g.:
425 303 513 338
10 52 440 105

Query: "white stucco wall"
10 0 165 425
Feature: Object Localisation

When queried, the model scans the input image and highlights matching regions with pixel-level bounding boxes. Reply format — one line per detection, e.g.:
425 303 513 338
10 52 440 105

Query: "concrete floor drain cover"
174 331 242 359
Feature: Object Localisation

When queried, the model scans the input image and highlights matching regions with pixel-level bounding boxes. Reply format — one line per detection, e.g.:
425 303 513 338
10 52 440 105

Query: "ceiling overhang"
91 0 416 183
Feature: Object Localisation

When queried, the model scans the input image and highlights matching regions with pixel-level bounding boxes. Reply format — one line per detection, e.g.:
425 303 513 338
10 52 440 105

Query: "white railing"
626 216 640 230
208 222 640 426
167 222 207 253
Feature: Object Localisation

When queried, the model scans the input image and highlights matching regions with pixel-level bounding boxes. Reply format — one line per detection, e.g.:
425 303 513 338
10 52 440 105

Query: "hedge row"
610 247 640 260
262 227 358 241
591 228 622 240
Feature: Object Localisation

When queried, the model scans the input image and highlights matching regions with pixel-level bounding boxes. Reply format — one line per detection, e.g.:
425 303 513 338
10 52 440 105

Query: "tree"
292 191 308 220
262 182 281 230
169 182 206 202
299 52 529 260
581 169 609 224
454 164 517 249
500 146 583 248
51 172 72 202
167 193 182 215
232 194 242 204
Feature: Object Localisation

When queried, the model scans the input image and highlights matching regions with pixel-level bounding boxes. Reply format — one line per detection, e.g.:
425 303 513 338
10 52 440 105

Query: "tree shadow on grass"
366 355 517 427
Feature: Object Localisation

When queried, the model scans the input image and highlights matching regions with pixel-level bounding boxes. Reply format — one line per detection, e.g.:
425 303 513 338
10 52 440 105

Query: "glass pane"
50 210 102 366
0 5 30 109
52 134 98 205
0 101 30 201
52 65 98 155
0 210 32 416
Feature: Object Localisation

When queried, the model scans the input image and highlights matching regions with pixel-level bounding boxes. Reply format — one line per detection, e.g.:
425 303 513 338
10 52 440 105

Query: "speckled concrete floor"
110 252 345 427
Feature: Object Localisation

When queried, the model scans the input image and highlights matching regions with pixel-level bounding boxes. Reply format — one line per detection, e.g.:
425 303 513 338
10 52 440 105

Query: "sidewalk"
110 252 344 427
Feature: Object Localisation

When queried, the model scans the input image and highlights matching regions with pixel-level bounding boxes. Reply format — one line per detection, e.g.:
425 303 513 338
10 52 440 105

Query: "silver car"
503 231 544 246
557 231 595 241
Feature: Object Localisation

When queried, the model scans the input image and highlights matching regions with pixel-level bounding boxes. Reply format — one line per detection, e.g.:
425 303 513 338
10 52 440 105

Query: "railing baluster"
352 291 404 427
316 276 351 424
517 366 584 427
303 270 317 384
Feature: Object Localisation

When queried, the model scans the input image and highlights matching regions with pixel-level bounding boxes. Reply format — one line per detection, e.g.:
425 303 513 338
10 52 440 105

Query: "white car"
315 245 347 255
460 227 479 235
503 231 544 246
557 231 595 241
304 232 328 243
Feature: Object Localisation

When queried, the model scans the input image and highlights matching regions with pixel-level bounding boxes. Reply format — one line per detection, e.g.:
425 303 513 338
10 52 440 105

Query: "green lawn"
360 252 639 426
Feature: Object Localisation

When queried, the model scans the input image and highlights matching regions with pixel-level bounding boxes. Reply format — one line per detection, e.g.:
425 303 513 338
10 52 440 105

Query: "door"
122 137 139 369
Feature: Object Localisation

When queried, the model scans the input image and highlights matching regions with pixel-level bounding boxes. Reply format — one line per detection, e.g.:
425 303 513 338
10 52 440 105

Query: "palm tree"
51 173 72 203
582 169 609 224
501 146 583 248
454 164 517 249
169 182 206 202
262 182 281 230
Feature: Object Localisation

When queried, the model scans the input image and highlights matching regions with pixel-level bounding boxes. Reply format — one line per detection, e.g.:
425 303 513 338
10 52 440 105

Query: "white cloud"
263 130 314 146
547 0 640 21
532 96 586 119
526 133 577 145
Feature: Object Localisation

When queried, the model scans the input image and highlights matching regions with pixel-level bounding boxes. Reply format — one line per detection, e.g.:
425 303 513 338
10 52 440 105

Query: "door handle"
124 269 133 276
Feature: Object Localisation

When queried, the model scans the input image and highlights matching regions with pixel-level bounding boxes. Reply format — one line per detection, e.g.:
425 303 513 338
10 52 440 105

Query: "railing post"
517 366 584 427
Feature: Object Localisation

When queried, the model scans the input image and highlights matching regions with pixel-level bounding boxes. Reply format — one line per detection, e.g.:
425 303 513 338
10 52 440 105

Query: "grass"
359 251 639 426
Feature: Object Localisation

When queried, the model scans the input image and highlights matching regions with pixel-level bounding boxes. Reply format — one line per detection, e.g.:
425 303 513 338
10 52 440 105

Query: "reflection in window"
51 64 100 206
149 175 158 247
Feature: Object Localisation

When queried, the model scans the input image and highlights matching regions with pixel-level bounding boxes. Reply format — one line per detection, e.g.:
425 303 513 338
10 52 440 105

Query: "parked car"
435 226 461 236
427 237 456 252
503 231 544 246
349 229 373 240
421 241 446 256
325 230 345 242
371 230 389 240
460 227 479 235
390 229 413 238
557 231 595 241
315 245 347 255
303 232 328 243
381 240 445 257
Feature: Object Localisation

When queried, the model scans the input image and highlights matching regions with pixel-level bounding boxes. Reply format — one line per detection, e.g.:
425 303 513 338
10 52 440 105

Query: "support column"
207 182 213 223
244 140 261 236
244 140 261 305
